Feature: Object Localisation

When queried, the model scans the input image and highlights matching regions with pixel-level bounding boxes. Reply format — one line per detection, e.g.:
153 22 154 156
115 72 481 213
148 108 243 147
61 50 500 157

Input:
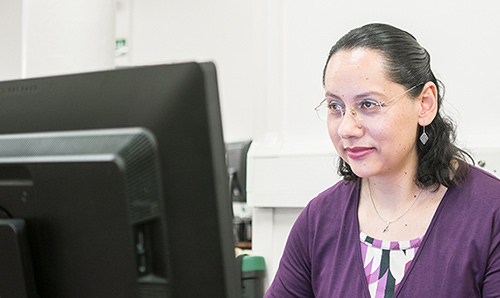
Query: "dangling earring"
420 125 429 145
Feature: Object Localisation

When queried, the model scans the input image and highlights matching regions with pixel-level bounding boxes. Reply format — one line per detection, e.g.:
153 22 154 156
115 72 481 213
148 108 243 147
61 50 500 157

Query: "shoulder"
440 165 500 224
456 165 500 205
294 179 359 232
306 179 359 214
285 179 359 256
465 164 500 184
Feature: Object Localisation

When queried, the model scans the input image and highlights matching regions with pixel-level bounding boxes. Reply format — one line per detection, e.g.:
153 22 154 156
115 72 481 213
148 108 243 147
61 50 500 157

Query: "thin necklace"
367 179 423 233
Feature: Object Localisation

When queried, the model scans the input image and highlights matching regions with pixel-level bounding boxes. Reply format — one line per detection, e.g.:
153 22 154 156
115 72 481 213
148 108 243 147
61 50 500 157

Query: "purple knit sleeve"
264 204 314 298
482 208 500 298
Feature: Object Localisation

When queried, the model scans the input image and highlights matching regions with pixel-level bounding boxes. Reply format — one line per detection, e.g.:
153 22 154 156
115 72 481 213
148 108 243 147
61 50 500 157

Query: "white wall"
0 0 22 81
117 0 266 143
0 0 115 80
22 0 116 78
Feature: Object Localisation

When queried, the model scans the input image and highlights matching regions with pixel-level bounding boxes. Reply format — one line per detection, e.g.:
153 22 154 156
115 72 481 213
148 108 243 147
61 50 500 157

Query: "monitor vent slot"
0 84 39 97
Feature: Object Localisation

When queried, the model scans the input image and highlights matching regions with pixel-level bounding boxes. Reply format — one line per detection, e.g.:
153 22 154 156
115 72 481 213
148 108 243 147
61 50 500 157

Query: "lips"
345 147 375 159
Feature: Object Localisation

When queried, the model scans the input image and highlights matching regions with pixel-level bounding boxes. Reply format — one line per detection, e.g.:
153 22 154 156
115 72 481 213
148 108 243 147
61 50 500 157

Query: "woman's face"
323 48 421 180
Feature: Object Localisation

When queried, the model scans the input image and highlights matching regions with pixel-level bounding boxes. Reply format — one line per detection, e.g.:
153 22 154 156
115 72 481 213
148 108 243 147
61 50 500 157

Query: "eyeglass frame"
314 83 424 121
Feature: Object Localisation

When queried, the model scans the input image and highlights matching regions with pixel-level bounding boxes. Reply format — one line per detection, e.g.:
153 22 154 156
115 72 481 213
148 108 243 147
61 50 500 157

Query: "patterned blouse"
360 231 423 298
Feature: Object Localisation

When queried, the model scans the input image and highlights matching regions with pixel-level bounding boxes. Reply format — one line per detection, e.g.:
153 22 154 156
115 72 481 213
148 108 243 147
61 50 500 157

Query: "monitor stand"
0 219 37 297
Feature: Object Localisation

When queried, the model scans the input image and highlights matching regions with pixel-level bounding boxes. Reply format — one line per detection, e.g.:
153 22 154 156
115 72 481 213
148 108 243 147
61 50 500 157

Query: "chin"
346 161 377 179
351 169 371 179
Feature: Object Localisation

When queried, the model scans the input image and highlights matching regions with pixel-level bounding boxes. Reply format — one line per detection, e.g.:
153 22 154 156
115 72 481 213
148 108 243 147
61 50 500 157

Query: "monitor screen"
0 62 239 298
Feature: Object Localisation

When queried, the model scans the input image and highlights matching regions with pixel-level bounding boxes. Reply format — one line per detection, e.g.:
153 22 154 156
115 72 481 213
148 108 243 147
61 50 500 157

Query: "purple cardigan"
265 166 500 297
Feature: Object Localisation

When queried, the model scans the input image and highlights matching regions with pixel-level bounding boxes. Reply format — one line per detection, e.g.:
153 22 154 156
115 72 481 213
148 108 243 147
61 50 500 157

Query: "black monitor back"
0 62 239 298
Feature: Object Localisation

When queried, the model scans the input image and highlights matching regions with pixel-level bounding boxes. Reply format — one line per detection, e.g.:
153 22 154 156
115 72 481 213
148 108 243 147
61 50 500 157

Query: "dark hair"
323 23 472 189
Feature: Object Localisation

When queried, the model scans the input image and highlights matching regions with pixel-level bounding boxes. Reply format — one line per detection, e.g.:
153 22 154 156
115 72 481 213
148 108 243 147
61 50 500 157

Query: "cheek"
327 123 340 143
327 123 343 151
327 123 336 139
379 118 418 151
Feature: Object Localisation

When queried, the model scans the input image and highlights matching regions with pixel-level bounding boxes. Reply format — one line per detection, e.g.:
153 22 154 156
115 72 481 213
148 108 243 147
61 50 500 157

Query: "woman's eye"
359 100 380 110
328 101 344 111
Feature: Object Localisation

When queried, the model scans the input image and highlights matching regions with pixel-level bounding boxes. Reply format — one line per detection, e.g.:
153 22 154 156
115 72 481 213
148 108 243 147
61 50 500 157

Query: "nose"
337 108 363 139
346 107 357 118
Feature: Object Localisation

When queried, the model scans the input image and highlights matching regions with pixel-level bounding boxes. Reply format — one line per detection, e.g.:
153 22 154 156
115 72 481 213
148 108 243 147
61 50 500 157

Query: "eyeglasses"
314 85 419 122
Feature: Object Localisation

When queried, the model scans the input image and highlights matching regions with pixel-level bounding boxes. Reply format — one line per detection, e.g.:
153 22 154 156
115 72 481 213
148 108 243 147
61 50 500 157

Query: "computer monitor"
0 62 239 298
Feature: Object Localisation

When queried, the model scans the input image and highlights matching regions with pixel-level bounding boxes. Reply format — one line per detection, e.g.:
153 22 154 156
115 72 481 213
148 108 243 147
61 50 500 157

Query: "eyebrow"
325 90 386 101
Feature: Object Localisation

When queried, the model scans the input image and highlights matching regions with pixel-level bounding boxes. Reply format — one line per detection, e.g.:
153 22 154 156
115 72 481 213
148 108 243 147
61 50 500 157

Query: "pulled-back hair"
323 23 472 189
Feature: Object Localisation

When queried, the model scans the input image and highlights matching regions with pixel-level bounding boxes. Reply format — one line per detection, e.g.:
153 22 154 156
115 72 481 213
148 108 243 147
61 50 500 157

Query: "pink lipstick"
345 147 375 159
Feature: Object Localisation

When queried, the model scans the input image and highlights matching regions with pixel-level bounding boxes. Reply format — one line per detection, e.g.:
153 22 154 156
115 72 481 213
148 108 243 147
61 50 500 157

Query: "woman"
264 23 500 297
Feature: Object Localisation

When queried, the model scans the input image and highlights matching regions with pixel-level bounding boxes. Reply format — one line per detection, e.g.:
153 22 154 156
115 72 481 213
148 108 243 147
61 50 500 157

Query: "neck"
363 171 421 213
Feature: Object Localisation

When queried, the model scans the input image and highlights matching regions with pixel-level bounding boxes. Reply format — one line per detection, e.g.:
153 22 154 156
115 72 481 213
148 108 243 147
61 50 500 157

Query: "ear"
417 82 438 126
